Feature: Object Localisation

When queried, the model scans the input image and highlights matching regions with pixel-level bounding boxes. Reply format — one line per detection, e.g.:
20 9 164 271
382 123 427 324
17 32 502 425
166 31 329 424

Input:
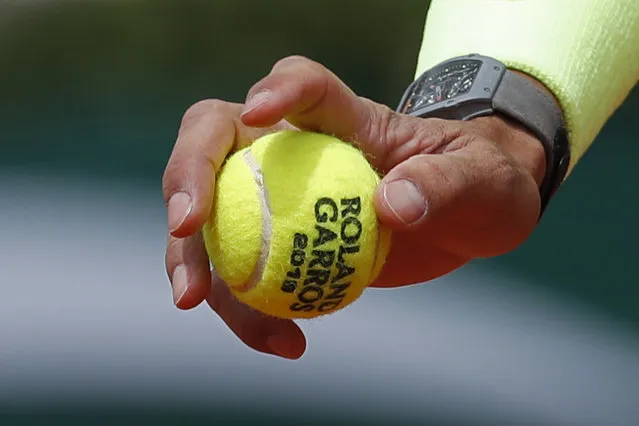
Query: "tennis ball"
202 130 391 319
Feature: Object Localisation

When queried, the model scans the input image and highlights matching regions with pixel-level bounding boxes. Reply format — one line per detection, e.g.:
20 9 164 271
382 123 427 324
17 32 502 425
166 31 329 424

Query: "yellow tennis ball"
202 130 391 319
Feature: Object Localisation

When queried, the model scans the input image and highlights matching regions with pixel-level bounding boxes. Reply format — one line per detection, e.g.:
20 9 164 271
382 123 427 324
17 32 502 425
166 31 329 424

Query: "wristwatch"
396 54 570 218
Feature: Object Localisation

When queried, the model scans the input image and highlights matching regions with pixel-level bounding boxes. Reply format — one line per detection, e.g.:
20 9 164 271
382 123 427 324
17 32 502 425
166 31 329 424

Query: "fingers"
162 101 241 311
165 232 212 310
163 100 242 239
239 56 475 175
239 56 399 169
207 274 306 360
163 100 291 239
375 137 541 259
240 56 366 133
163 100 292 310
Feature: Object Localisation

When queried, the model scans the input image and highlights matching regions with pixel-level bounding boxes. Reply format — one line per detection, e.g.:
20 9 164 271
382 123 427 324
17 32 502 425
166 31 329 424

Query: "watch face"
404 59 482 114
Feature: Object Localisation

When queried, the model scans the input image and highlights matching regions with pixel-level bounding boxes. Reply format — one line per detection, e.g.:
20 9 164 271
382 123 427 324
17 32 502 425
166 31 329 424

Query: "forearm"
415 0 639 175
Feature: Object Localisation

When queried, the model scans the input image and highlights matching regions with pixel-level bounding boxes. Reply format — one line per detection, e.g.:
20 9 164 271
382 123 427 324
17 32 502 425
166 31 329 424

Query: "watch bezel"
397 54 506 121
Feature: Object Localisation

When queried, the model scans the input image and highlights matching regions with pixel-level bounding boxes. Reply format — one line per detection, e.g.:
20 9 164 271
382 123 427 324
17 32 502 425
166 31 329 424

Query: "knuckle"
162 153 189 202
406 154 463 203
372 104 399 144
412 118 449 150
432 121 467 152
272 56 328 87
165 238 180 277
181 99 228 127
362 104 404 169
274 54 316 70
161 171 172 201
162 164 179 202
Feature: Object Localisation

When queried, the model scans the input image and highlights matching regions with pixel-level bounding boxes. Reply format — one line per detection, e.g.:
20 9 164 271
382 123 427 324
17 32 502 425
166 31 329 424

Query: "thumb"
374 139 540 258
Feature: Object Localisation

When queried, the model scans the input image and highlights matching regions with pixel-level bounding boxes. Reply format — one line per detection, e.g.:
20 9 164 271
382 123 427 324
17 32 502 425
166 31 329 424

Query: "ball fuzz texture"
203 130 391 319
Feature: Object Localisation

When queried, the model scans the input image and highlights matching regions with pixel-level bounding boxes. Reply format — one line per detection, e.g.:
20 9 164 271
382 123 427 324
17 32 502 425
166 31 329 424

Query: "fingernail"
267 334 298 359
168 192 192 233
172 264 189 305
242 90 271 116
383 179 427 225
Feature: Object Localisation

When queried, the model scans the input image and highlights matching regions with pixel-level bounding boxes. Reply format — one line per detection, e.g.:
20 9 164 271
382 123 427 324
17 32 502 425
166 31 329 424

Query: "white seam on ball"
238 148 272 292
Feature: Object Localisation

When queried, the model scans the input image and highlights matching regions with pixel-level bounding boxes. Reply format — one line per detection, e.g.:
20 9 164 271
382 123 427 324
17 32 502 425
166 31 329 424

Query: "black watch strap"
493 71 570 216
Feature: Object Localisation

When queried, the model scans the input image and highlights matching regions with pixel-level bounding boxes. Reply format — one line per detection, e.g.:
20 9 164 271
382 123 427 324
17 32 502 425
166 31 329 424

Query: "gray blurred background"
1 1 638 425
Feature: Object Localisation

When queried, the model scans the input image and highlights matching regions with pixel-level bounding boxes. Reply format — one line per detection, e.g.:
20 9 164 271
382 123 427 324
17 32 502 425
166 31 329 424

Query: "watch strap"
493 71 570 216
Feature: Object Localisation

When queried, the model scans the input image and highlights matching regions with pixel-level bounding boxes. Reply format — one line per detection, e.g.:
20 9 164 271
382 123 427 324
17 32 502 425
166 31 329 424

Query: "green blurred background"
1 1 638 425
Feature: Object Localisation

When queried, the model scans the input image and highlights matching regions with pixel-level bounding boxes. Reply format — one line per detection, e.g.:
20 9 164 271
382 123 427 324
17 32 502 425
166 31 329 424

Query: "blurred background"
1 1 638 425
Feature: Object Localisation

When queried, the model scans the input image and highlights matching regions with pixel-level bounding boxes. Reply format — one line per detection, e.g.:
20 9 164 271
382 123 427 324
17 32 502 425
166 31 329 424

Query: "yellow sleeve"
415 0 639 175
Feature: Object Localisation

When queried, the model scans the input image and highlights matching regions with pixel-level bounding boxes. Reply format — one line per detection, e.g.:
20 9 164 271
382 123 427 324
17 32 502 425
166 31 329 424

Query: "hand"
162 56 546 360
